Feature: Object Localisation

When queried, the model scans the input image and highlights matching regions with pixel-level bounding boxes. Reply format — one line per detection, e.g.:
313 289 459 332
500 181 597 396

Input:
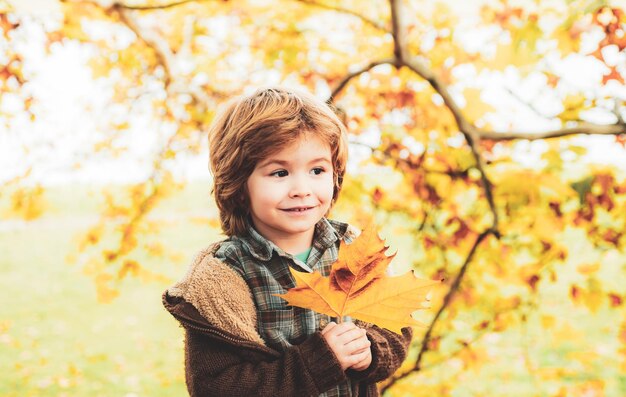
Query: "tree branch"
477 122 626 141
71 0 220 110
329 59 395 100
60 0 206 9
112 5 174 88
295 0 389 32
0 166 32 189
401 52 500 233
504 86 554 120
416 302 522 372
348 139 471 179
390 0 405 64
118 0 209 11
380 229 495 394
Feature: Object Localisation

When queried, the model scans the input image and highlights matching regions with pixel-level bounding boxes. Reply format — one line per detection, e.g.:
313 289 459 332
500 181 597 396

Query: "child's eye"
311 167 325 175
270 170 288 177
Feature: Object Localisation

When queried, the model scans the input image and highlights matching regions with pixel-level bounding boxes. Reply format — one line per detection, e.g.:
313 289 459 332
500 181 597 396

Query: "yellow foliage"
490 42 539 70
539 174 577 199
553 322 585 342
541 315 556 328
118 260 140 280
558 94 589 122
457 346 487 372
532 213 563 243
79 223 104 251
567 350 600 370
582 278 604 313
493 170 538 209
562 380 605 397
537 366 577 380
428 281 449 315
95 273 119 303
576 263 600 275
462 88 495 124
552 23 583 55
3 1 625 394
7 186 46 220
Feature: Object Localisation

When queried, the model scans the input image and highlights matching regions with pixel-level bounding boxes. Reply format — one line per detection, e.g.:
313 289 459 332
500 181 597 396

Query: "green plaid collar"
238 218 347 263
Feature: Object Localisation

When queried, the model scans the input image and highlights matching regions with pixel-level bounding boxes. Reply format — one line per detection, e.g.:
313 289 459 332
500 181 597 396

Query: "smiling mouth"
281 206 315 212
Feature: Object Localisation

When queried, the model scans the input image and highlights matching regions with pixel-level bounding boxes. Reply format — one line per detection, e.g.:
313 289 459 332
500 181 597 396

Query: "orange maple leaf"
276 226 439 334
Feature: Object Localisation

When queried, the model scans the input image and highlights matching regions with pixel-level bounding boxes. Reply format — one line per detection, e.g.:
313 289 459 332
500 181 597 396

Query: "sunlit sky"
2 0 625 186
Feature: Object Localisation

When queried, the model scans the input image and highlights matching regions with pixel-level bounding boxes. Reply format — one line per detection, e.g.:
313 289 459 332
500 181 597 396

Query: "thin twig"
113 5 174 87
117 0 208 11
295 0 389 32
348 140 470 179
380 229 494 394
504 86 554 120
417 302 523 372
59 0 206 9
329 59 395 100
478 122 626 141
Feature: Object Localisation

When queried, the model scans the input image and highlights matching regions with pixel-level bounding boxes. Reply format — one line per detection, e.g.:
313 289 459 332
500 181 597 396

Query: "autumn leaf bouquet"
277 226 439 334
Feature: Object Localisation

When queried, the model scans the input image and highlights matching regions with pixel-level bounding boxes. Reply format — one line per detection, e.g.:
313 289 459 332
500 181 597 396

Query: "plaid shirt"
214 218 355 397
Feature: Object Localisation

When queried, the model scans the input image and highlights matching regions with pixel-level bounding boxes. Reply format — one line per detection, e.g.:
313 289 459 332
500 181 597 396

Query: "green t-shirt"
294 247 312 263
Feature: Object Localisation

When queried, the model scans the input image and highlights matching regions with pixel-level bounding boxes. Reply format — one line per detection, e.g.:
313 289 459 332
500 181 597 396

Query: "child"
163 87 412 396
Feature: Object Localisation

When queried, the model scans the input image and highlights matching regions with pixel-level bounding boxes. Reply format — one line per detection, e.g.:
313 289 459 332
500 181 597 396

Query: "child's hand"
349 342 372 371
321 321 372 371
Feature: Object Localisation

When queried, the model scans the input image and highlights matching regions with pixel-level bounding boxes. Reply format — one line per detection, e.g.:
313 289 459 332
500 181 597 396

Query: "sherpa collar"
164 246 265 345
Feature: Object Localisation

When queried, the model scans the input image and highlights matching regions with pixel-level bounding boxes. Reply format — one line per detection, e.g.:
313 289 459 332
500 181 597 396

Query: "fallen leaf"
276 225 439 334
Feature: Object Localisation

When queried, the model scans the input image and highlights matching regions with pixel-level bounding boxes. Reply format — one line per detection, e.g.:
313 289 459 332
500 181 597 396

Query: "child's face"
246 133 334 252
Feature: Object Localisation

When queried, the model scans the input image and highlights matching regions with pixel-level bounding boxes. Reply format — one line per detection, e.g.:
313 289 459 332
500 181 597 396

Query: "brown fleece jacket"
163 245 413 397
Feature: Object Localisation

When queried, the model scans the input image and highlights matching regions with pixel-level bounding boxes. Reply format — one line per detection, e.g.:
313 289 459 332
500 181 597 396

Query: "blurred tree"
1 0 625 395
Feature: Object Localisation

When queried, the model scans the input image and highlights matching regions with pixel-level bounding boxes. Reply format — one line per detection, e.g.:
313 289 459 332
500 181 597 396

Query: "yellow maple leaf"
276 226 439 334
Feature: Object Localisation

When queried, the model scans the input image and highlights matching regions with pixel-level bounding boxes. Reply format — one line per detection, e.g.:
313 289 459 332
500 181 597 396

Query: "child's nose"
289 176 312 197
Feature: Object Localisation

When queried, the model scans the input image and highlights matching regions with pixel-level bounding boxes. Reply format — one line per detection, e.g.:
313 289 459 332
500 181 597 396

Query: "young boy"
163 87 412 396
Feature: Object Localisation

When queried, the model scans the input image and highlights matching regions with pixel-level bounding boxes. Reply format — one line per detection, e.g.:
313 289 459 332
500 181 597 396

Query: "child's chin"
280 220 319 233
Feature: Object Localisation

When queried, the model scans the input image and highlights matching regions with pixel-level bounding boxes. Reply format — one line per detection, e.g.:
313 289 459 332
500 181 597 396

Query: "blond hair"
208 87 349 236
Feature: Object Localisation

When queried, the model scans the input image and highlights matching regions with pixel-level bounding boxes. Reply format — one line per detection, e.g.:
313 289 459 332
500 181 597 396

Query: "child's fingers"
321 321 337 335
350 349 372 371
334 329 363 347
323 321 357 338
344 332 370 354
336 326 366 345
352 349 370 362
331 322 358 337
350 340 372 354
346 347 371 368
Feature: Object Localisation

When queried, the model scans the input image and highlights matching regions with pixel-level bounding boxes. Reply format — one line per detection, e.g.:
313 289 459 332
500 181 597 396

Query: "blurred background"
1 0 626 396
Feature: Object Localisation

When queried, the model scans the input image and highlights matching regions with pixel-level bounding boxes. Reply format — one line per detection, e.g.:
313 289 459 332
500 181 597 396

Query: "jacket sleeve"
185 328 347 397
345 326 413 383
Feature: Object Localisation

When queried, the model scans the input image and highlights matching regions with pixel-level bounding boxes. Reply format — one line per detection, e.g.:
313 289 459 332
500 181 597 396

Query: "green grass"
0 182 221 396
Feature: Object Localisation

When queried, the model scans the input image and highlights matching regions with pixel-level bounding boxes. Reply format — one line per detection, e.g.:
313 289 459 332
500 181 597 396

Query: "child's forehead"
282 133 330 149
256 134 332 163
